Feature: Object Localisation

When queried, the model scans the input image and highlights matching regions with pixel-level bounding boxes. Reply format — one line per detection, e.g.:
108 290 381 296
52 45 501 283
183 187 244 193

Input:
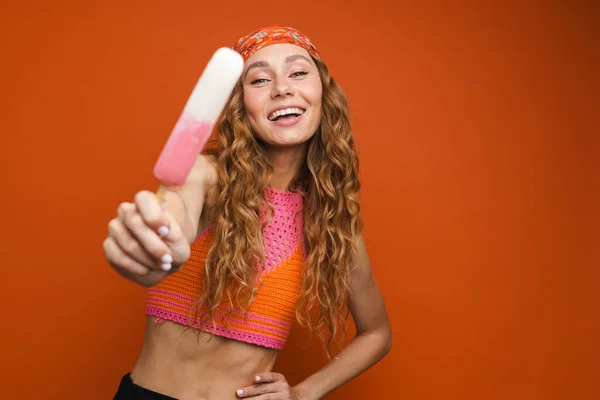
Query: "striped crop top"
145 186 305 350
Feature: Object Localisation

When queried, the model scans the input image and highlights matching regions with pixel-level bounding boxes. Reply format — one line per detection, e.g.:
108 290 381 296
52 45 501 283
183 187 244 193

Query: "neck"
265 144 307 191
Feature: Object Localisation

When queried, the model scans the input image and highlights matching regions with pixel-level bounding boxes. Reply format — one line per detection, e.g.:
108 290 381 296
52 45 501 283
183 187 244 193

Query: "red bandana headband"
233 25 321 62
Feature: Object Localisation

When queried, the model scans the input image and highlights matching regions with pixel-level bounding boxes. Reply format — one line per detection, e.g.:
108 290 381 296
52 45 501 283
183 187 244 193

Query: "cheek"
243 91 260 121
311 89 323 126
242 91 265 136
310 82 323 113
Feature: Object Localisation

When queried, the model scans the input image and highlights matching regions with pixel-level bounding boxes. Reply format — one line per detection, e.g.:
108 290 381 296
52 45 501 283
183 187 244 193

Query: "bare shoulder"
351 234 373 282
187 154 217 188
187 154 218 213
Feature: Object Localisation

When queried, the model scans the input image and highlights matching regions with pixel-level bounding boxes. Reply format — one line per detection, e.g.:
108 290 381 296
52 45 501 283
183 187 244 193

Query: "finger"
108 218 155 267
118 203 173 271
160 207 187 246
236 383 282 398
254 372 286 384
134 191 170 237
103 237 149 276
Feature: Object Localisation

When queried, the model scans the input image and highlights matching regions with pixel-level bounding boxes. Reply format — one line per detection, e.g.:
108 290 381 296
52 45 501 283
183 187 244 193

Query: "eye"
290 71 308 78
250 78 270 85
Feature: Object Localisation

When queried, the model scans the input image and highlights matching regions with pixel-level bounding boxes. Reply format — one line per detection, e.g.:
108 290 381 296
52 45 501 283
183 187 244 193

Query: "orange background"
1 1 598 399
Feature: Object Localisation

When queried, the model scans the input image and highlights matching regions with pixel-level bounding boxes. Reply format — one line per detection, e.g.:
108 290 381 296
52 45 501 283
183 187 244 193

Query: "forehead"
244 44 313 66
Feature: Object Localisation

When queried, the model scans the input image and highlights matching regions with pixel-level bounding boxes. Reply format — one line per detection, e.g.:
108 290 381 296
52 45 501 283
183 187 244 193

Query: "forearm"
159 155 213 245
293 330 391 400
161 189 199 244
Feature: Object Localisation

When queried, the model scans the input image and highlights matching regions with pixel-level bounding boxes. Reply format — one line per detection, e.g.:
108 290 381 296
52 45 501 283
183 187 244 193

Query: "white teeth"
268 107 305 121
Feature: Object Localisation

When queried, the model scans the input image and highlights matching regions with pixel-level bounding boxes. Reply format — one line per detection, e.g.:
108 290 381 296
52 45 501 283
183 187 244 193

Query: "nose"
270 77 296 99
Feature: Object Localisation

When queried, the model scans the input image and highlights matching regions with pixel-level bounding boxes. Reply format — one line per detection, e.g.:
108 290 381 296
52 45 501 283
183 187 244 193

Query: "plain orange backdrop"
1 1 598 399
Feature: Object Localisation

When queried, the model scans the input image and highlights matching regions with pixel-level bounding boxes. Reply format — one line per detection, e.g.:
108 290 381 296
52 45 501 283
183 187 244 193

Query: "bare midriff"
130 316 279 400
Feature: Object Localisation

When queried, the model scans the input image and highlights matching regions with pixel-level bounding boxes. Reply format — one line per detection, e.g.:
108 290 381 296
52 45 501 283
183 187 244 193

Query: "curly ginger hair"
198 56 363 355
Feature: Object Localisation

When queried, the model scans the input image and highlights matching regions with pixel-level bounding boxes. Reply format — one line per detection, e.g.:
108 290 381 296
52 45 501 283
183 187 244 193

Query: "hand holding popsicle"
104 191 191 286
104 48 244 286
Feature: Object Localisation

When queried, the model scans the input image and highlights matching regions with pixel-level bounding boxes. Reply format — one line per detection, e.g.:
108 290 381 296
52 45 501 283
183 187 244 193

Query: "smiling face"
242 44 323 149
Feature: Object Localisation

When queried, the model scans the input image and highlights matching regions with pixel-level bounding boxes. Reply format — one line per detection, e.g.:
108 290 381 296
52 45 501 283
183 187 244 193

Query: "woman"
104 25 391 400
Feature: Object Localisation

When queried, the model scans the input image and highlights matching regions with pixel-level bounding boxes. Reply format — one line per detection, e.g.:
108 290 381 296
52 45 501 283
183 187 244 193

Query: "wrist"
293 383 319 400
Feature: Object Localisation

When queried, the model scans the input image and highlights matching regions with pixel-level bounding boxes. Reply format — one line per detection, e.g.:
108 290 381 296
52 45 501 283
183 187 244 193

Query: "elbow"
372 328 392 362
381 327 392 357
375 322 392 359
358 325 392 359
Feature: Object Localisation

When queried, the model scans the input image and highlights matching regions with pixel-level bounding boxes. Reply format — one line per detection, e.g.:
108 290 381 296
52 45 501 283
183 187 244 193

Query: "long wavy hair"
197 56 363 355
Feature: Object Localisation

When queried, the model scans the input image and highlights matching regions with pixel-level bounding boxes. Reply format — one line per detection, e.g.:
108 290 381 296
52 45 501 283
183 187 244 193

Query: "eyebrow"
243 54 313 79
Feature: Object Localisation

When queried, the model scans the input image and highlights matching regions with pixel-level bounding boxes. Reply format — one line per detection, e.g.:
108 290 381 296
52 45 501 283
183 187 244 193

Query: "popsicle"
153 47 244 188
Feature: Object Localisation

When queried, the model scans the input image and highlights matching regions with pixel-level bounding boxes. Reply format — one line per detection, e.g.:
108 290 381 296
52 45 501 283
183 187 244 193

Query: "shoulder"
186 154 217 190
188 154 218 211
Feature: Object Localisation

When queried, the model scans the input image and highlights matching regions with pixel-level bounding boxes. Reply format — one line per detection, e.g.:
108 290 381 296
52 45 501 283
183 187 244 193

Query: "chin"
260 130 315 148
265 139 310 149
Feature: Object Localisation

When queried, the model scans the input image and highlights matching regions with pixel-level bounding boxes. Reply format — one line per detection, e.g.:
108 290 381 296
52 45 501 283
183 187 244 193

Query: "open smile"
267 107 306 127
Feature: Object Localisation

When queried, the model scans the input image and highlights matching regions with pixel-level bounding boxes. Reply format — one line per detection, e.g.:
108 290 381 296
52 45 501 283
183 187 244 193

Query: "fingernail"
236 389 243 396
161 263 172 271
161 254 173 263
158 226 170 237
255 375 261 382
160 200 167 210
